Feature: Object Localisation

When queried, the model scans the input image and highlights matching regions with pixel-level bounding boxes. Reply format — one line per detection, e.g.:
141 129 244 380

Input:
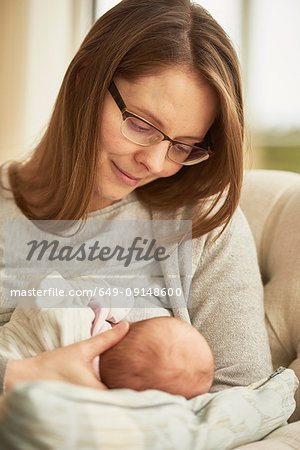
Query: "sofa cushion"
241 170 300 422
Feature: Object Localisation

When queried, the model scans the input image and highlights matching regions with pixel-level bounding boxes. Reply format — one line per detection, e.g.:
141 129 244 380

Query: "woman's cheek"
98 126 126 156
160 164 182 178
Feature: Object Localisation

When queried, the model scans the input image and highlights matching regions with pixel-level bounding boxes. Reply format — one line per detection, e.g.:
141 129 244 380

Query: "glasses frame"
108 80 213 166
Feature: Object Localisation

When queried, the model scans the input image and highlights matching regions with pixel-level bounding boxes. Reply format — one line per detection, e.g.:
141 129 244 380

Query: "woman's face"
89 67 218 211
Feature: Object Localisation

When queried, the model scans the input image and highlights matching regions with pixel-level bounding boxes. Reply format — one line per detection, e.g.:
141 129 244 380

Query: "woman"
0 0 272 392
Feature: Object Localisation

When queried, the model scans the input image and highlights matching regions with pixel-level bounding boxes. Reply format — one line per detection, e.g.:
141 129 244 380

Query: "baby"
2 274 214 398
99 316 215 399
1 307 214 399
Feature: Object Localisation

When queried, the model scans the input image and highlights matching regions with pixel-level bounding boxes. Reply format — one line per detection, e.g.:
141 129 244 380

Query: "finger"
75 371 109 390
80 321 130 360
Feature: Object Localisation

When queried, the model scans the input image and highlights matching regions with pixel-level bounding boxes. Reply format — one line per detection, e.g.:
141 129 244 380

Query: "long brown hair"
1 0 244 238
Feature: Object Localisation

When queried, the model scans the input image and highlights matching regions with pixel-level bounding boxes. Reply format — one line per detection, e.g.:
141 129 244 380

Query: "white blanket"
0 368 298 450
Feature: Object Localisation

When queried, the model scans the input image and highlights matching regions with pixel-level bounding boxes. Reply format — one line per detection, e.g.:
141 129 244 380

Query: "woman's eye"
174 144 192 154
129 118 152 133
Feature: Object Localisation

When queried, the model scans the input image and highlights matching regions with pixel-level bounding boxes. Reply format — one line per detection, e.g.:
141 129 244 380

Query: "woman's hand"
4 321 129 391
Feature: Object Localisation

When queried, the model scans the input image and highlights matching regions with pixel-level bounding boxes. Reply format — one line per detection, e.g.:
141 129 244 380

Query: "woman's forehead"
116 68 218 140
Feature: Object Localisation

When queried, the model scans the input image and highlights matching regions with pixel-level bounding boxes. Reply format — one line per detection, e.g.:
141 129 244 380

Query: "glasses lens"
169 142 210 164
122 116 163 146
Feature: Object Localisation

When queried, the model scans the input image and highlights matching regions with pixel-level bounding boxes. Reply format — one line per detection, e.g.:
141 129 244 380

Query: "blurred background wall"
0 0 93 163
1 0 300 172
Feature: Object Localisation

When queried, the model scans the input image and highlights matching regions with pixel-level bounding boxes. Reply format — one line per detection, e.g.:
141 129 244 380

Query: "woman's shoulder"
0 163 23 221
0 162 12 196
191 204 258 272
151 197 251 237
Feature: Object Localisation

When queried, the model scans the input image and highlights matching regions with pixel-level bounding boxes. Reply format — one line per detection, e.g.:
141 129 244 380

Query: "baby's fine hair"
100 316 214 398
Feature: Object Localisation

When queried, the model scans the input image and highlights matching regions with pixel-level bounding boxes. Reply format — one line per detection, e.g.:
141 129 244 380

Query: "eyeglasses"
108 80 213 166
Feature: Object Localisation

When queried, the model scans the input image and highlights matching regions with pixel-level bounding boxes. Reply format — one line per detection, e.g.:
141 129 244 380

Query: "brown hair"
1 0 244 238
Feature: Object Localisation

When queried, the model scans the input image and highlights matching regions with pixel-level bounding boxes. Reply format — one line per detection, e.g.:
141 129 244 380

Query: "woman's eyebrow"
130 104 204 141
130 104 165 128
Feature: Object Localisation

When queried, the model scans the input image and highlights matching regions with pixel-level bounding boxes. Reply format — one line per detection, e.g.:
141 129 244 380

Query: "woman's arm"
3 321 129 391
190 206 273 391
0 308 14 394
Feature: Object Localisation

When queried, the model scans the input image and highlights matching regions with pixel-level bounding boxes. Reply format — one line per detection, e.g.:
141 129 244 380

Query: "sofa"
237 169 300 448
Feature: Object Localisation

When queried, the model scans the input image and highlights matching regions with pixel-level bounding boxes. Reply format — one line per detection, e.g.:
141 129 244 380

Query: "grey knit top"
0 170 272 394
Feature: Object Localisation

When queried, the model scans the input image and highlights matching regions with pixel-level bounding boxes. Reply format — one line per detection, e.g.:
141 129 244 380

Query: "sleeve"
189 206 273 391
0 307 94 395
0 308 14 395
0 355 8 395
24 308 95 349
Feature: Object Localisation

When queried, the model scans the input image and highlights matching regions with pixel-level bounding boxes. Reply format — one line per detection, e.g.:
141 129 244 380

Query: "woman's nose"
134 141 170 175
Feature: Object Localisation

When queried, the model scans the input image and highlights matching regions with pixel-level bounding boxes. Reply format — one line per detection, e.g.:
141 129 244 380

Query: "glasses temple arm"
108 80 127 112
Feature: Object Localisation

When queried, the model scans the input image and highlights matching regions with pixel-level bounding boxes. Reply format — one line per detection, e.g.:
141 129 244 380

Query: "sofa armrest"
240 170 300 422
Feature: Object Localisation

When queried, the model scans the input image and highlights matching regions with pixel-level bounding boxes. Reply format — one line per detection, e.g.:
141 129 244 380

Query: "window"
94 0 300 172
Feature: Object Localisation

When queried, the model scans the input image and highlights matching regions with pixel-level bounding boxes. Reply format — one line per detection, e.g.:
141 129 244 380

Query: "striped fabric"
0 308 94 360
0 368 298 450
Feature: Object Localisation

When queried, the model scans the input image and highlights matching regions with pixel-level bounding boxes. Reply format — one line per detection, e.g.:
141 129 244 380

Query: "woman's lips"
112 162 142 186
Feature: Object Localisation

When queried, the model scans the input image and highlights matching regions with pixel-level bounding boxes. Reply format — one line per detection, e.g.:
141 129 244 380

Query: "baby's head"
100 317 214 399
